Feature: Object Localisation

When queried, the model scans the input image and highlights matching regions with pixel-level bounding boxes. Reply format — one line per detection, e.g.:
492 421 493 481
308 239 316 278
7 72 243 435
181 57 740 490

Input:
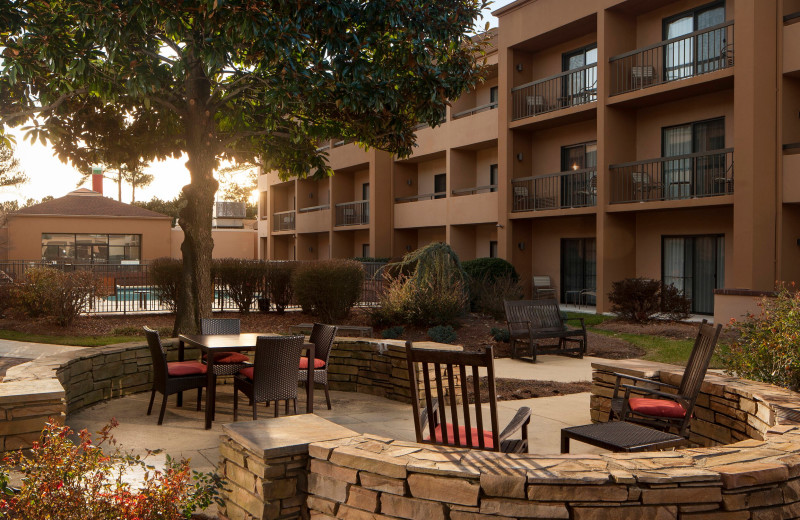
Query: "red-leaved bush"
0 419 222 519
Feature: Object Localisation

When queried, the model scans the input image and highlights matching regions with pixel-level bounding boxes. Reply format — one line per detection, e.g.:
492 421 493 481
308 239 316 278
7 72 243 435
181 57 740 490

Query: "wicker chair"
233 335 305 421
298 323 338 410
200 318 252 376
144 327 207 425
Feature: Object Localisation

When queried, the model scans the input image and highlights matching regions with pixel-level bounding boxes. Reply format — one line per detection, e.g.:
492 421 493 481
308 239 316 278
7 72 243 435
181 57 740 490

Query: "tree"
133 196 186 226
0 1 489 333
121 163 154 203
0 145 27 188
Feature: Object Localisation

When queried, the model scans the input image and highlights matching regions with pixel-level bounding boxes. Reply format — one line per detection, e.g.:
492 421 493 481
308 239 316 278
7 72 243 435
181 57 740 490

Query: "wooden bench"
503 299 587 363
289 323 373 338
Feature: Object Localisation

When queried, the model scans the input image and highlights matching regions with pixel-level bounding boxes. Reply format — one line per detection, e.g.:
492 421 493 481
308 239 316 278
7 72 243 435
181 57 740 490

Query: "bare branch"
140 48 177 66
146 95 184 117
0 88 88 125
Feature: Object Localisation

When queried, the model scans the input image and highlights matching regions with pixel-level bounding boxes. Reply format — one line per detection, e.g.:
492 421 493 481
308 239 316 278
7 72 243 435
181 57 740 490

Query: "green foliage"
352 257 390 263
609 278 691 323
150 258 183 312
14 267 101 326
0 420 222 519
292 259 365 323
462 257 519 283
213 258 265 313
267 262 298 314
381 326 405 340
133 196 186 226
490 327 510 343
0 143 26 188
720 286 800 391
470 273 524 319
0 284 15 316
428 325 458 344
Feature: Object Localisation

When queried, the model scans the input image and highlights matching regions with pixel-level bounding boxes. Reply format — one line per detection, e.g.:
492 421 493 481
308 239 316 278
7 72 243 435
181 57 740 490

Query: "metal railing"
298 204 330 214
335 200 369 226
451 185 497 196
272 210 296 231
511 168 597 212
215 201 246 219
511 63 597 121
452 102 498 120
395 192 447 203
785 11 800 23
315 142 331 152
610 21 734 96
609 148 733 204
332 139 354 148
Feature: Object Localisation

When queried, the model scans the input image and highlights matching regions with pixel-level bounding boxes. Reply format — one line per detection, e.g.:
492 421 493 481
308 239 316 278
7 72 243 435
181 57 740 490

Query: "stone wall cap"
0 378 64 404
222 415 359 458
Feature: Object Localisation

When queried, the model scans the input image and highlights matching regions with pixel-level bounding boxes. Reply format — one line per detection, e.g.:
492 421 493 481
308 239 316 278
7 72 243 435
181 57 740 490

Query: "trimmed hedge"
150 258 183 312
293 259 364 322
213 258 265 313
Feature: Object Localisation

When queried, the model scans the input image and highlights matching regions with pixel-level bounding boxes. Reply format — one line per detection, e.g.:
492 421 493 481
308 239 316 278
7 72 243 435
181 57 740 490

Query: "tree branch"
146 95 184 117
0 88 88 125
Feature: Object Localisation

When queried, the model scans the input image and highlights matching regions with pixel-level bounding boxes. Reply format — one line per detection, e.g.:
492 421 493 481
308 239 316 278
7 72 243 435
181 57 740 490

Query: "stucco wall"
170 227 257 260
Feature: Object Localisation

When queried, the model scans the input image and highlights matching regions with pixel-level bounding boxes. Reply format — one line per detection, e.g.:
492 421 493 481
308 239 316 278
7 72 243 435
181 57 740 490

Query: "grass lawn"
0 330 141 347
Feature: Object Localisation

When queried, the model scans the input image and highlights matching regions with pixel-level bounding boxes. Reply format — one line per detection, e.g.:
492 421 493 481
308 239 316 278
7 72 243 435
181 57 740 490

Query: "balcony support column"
370 151 393 258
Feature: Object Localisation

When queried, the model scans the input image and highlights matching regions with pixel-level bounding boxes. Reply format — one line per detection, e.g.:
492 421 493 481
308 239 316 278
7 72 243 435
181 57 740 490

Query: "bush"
462 257 519 284
721 285 800 391
15 267 100 326
266 261 297 313
428 325 457 344
381 326 405 339
0 283 17 317
0 419 221 519
470 273 524 319
150 258 183 312
213 258 265 313
292 259 365 322
608 278 691 323
490 327 510 343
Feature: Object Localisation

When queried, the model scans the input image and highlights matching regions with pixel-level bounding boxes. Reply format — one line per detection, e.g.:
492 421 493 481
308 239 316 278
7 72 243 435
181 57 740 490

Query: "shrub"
0 420 222 519
15 267 100 326
0 283 17 317
428 325 457 344
720 285 800 391
462 257 519 284
470 273 524 319
150 257 183 312
381 326 405 339
266 261 297 313
292 259 365 322
490 327 510 343
608 278 691 323
214 258 265 313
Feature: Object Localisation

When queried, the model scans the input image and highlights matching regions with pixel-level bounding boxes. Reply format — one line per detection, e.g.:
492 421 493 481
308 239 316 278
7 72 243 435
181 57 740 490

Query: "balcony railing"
452 185 497 196
272 210 296 232
610 148 733 204
511 64 597 121
452 102 498 120
298 204 330 214
511 169 597 212
335 200 369 226
610 21 734 96
395 192 447 203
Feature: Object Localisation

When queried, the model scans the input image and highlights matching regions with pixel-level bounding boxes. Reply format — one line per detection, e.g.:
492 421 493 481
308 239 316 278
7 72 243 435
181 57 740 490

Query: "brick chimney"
91 166 103 195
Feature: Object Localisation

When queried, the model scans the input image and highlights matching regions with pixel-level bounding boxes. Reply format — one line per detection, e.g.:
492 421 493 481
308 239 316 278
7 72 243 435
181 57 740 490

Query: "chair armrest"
564 317 586 330
621 384 684 402
420 398 440 432
498 407 532 442
612 372 679 389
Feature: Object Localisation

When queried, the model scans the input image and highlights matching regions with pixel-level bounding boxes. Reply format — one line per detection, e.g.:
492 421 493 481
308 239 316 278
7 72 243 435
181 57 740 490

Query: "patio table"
561 421 685 453
178 333 315 430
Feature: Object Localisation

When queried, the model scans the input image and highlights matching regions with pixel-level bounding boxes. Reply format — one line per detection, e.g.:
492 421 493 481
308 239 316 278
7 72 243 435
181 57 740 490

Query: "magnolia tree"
0 0 488 333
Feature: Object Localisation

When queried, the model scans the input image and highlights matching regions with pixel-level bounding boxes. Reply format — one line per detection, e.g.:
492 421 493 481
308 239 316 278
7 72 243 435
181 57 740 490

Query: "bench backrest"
504 299 566 335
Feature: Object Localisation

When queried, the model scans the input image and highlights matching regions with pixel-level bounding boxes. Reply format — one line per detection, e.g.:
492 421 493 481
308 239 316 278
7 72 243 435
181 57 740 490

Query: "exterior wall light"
516 153 524 161
518 241 526 251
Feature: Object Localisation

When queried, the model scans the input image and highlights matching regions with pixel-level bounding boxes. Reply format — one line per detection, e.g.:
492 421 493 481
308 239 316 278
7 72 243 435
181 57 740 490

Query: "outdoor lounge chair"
405 342 531 453
610 319 722 438
297 323 338 410
233 335 305 421
144 326 207 425
532 275 556 299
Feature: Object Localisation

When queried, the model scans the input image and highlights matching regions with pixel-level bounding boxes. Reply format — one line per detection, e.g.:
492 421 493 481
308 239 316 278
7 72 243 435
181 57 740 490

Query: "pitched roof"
13 190 171 219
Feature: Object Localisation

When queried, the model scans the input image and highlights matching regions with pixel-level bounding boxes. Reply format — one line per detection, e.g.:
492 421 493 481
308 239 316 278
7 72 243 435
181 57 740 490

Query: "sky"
0 0 517 206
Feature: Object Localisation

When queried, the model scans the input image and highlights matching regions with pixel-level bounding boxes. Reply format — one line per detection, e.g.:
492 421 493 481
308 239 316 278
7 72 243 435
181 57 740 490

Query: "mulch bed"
466 377 592 403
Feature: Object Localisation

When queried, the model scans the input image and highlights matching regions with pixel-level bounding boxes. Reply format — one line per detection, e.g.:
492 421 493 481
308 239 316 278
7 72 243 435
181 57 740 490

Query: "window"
362 244 370 258
41 233 141 264
664 2 726 80
489 86 498 105
362 183 370 201
562 44 598 103
489 241 498 258
489 164 498 192
561 142 597 207
560 238 596 305
662 235 724 314
434 174 447 199
662 117 725 199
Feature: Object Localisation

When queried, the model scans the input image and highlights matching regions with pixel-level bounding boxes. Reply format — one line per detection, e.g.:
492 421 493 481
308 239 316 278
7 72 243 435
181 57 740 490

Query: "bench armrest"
499 406 532 443
563 317 586 330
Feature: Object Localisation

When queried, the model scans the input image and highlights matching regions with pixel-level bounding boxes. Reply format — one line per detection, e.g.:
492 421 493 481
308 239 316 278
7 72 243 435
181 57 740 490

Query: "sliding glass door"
662 117 725 199
664 2 726 81
662 235 724 315
560 141 597 207
561 238 596 305
562 44 597 104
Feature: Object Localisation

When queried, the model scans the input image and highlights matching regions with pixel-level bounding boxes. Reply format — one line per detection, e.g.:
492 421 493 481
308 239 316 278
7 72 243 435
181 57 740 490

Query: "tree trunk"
173 59 218 335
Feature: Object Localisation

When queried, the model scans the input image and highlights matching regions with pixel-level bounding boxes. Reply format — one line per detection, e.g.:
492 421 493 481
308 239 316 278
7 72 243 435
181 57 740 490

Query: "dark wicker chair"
405 342 532 453
233 335 305 421
200 318 252 376
611 319 722 438
298 323 338 410
144 326 207 425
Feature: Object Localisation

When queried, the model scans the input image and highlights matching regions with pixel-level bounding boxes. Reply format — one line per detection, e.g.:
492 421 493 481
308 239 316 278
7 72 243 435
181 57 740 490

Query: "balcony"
610 21 734 96
298 204 330 214
511 169 596 212
451 102 497 120
272 210 295 232
451 185 496 196
335 200 369 227
784 13 800 74
610 149 733 205
395 192 446 203
511 64 597 122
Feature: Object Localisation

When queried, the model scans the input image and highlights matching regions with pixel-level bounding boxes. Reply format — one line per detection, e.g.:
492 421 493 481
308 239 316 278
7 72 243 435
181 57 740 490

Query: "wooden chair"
200 318 252 376
298 323 338 410
233 335 305 421
144 327 207 425
611 319 722 438
532 275 556 299
405 342 531 453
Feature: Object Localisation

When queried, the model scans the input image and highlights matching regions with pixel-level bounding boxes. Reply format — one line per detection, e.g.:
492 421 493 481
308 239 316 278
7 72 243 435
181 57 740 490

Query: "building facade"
257 0 800 317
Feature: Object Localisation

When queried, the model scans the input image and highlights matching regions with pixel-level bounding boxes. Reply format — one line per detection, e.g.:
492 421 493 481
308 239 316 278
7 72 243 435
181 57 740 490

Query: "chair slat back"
309 323 338 363
251 335 305 402
405 342 500 452
678 319 722 401
200 318 241 335
528 298 565 332
144 326 167 383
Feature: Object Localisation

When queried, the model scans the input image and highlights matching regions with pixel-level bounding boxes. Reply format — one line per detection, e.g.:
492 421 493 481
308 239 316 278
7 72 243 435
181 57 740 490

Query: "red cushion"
239 367 254 380
629 398 686 419
167 361 207 377
424 423 495 449
203 352 250 364
299 357 326 370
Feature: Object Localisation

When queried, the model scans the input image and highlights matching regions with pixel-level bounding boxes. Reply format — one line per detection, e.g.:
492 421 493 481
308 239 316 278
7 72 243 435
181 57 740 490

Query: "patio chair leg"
158 393 168 425
177 391 182 408
233 388 238 422
511 339 517 359
285 400 290 415
196 387 202 411
252 400 258 421
324 384 332 410
147 390 155 415
274 401 279 418
293 399 297 415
